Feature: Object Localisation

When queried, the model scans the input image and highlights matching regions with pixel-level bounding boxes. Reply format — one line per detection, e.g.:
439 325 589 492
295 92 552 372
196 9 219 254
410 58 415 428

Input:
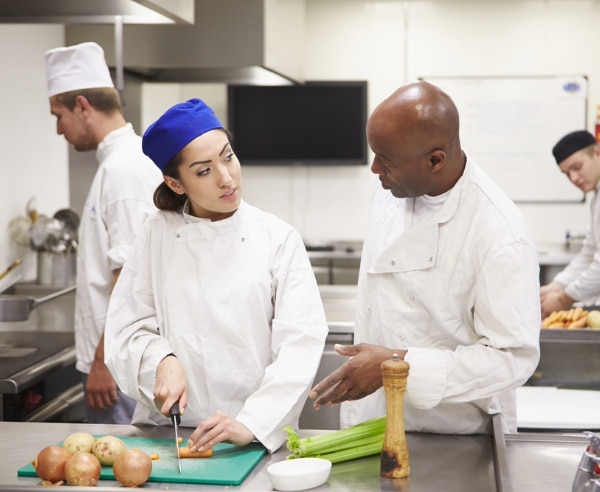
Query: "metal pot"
0 285 75 322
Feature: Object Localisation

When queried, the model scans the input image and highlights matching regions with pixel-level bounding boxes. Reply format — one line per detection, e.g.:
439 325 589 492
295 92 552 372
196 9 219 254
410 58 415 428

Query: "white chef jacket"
554 184 600 303
75 123 162 374
341 157 541 434
104 201 328 453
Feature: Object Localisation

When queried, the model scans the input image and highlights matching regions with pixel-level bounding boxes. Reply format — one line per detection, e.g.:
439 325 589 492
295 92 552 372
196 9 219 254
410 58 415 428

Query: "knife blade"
170 401 182 474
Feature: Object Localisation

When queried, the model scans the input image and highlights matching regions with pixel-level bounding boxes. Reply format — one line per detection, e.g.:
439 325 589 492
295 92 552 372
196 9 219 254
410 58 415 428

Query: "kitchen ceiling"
0 0 194 24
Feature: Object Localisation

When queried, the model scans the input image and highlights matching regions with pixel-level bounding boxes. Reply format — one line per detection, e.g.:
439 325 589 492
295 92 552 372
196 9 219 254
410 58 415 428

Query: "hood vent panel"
65 0 305 84
0 0 194 24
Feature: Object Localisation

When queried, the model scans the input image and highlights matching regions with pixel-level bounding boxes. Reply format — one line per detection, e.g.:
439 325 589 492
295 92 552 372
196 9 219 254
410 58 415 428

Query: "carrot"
178 447 213 459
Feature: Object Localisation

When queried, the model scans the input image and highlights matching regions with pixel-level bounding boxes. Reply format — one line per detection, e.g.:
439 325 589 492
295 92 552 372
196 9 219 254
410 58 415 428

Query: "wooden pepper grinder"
380 353 410 478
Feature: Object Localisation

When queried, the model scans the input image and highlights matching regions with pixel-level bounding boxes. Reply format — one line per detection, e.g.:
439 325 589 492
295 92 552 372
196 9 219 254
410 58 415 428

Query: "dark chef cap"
552 130 597 165
142 98 224 171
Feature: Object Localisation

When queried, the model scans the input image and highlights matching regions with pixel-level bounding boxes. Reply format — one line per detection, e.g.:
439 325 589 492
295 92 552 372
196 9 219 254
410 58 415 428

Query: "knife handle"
170 401 181 425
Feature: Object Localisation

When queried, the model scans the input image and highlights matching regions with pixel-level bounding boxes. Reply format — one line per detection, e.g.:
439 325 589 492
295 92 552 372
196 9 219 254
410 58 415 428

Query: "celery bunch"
284 416 386 464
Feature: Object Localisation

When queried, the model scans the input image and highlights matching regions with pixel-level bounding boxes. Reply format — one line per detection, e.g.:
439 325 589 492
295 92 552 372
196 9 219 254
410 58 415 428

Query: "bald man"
310 81 541 434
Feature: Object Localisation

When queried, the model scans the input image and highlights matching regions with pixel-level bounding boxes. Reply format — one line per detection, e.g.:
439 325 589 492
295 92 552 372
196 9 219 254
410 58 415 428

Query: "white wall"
403 0 598 246
2 0 600 281
302 0 598 246
141 0 599 248
0 25 68 280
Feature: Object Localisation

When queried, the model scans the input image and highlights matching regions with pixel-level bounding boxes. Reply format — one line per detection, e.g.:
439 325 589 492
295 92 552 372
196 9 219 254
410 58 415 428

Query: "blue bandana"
142 98 224 171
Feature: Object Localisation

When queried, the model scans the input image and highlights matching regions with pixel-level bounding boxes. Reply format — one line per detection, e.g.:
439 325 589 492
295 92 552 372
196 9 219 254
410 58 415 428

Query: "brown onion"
32 445 70 482
64 451 101 486
113 449 153 487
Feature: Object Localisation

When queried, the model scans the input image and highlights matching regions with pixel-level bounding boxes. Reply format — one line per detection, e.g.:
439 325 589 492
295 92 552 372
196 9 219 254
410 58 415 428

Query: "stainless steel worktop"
319 284 356 334
530 328 600 390
308 246 361 286
0 417 589 491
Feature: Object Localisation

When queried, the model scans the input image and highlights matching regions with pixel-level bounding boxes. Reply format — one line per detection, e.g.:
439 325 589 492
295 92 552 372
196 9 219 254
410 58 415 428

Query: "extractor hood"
65 0 305 85
0 0 194 24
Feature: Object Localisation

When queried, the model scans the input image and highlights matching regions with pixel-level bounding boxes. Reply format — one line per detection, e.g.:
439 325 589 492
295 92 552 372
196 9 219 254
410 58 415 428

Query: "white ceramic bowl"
267 457 332 491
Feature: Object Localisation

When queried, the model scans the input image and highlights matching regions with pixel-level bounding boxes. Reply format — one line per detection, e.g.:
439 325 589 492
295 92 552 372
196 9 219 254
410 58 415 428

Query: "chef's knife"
170 401 182 474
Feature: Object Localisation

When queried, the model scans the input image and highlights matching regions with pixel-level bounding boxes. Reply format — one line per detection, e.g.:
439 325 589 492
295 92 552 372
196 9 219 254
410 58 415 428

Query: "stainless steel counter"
319 284 356 334
308 249 361 285
0 418 589 491
529 329 600 389
536 241 578 285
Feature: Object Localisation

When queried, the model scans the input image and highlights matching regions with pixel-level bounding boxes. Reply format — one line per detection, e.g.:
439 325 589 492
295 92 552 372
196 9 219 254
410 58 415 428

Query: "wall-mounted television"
227 81 368 166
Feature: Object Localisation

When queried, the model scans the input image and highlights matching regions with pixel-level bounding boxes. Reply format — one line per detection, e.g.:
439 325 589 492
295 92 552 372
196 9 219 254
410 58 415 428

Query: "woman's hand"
188 411 254 452
153 354 188 417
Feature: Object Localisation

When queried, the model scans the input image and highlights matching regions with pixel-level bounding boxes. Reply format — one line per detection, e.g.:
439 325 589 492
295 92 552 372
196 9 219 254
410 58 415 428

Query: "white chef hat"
44 41 114 97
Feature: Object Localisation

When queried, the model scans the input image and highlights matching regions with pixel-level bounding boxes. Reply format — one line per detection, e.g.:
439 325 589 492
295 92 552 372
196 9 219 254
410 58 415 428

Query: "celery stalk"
309 436 384 463
284 416 386 464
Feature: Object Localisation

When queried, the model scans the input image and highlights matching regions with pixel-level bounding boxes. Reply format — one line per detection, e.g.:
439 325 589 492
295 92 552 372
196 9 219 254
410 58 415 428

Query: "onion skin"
32 445 70 482
113 449 153 487
64 452 101 486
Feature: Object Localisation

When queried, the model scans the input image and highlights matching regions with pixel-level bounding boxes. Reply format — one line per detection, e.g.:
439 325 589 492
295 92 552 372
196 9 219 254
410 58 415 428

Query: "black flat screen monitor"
227 81 368 166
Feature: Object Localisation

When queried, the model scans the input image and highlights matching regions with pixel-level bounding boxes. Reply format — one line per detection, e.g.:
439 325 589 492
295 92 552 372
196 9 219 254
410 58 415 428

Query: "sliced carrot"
178 447 213 459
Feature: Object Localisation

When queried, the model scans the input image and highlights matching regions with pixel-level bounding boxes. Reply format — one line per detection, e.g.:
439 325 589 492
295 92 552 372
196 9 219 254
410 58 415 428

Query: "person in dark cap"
103 98 327 453
540 129 600 317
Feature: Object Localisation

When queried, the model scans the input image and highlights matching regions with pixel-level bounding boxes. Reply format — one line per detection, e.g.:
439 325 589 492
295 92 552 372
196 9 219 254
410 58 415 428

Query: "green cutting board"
18 436 267 485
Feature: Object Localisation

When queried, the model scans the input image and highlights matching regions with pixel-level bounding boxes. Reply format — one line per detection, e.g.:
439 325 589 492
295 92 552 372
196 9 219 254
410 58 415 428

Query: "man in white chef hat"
44 41 162 424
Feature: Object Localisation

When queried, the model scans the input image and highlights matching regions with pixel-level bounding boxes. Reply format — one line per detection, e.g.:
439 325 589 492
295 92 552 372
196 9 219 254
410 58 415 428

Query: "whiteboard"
422 76 588 203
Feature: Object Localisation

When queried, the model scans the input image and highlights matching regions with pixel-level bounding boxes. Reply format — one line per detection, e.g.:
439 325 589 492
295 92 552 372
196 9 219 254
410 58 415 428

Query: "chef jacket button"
241 237 245 242
391 260 396 266
410 296 415 301
176 233 181 238
367 307 372 314
429 256 433 262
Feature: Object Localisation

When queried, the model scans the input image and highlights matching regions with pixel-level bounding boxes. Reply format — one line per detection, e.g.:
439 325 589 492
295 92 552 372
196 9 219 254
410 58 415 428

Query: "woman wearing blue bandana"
104 98 328 453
